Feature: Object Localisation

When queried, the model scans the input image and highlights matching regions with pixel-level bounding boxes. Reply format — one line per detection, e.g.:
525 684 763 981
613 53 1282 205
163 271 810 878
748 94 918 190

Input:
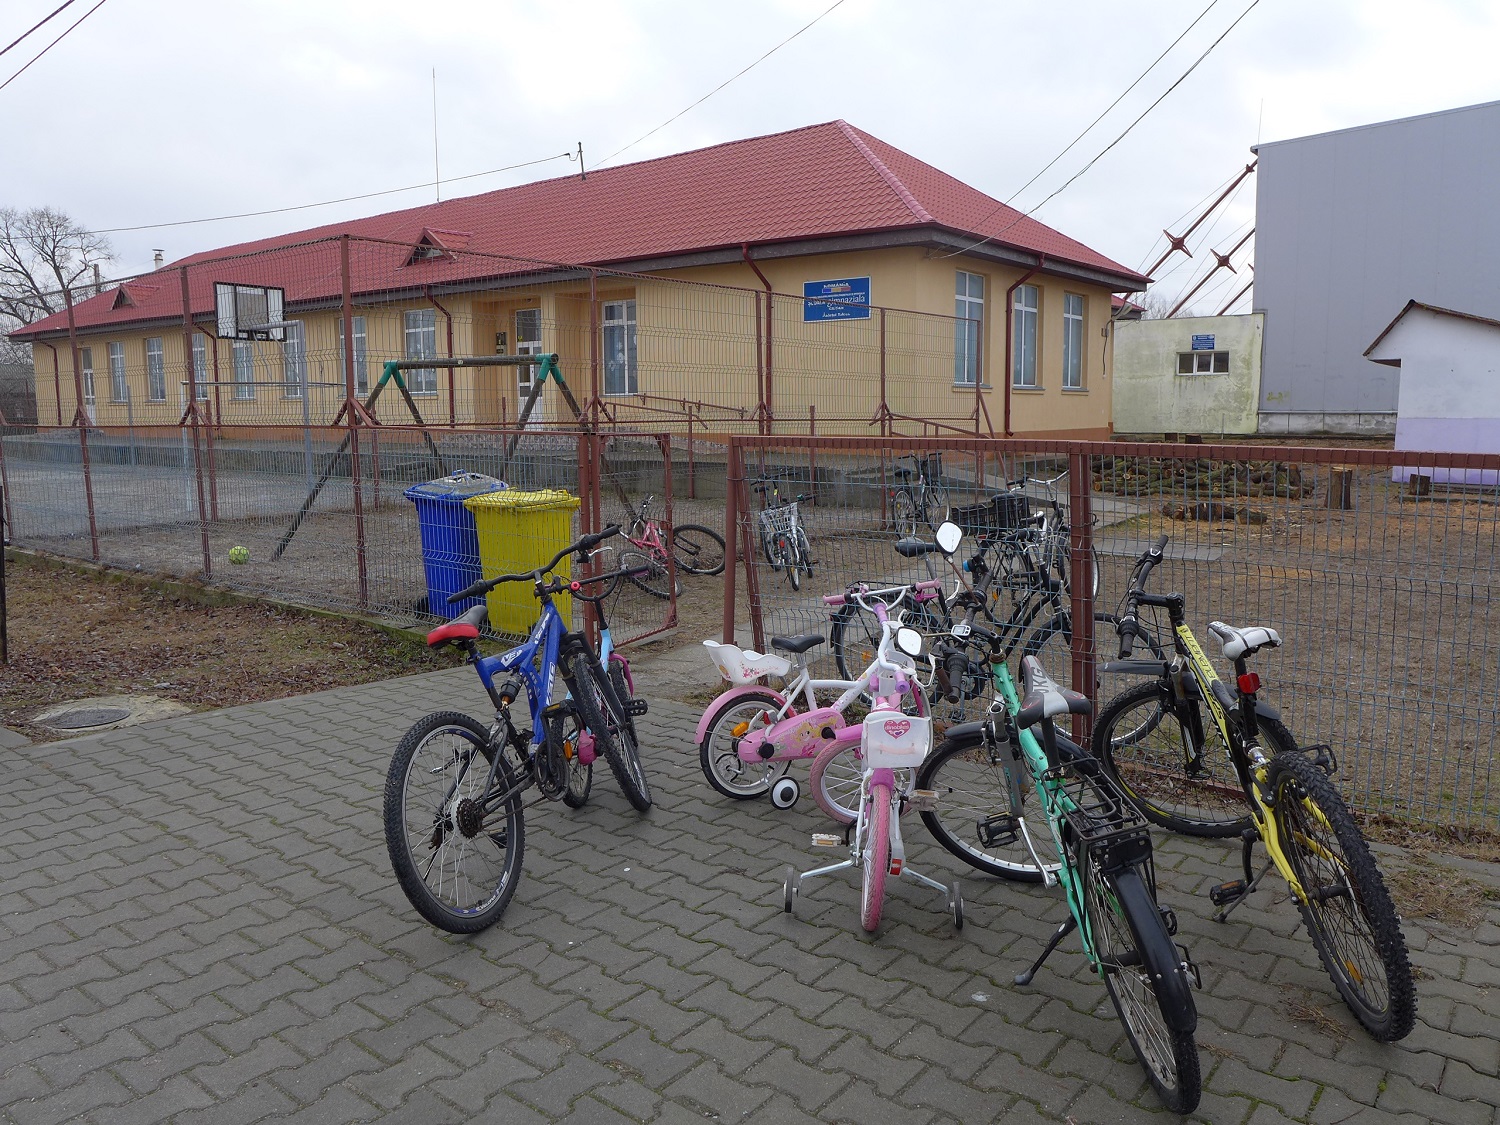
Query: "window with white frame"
108 341 128 401
145 337 166 401
192 335 210 400
404 308 438 394
1011 284 1039 388
954 271 984 386
282 321 306 398
80 346 96 407
602 300 638 396
1177 350 1230 375
1062 293 1084 390
232 340 256 400
335 316 369 396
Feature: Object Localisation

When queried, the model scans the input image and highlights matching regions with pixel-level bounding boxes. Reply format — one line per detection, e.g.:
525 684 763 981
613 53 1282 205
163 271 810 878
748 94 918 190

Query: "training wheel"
770 776 800 810
949 880 964 930
782 865 798 913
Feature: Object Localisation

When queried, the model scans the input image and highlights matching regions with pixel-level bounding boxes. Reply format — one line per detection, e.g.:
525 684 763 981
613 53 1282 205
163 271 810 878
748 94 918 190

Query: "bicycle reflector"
1237 672 1261 695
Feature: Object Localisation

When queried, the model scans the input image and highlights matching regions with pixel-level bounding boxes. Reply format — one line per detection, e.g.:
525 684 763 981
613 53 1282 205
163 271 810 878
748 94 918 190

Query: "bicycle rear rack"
1047 764 1155 877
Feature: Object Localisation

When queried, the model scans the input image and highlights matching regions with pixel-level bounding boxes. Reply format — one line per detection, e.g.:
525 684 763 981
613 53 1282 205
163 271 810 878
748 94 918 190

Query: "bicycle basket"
950 493 1031 537
759 505 798 536
861 712 933 770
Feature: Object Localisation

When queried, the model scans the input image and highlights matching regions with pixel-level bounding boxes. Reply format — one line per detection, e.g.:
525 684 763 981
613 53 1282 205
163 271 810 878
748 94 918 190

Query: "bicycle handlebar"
821 577 941 608
1115 533 1170 656
446 524 622 603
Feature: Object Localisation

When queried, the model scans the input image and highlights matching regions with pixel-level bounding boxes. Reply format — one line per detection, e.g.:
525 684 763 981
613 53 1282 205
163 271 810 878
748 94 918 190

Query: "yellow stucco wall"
32 247 1121 437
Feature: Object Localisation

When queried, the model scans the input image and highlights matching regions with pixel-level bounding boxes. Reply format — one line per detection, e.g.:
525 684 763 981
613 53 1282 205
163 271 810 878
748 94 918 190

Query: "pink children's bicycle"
697 579 943 818
780 587 961 932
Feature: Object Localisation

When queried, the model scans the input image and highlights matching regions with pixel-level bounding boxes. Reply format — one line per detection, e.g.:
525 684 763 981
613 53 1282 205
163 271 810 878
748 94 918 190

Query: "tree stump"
1408 474 1432 498
1326 467 1355 510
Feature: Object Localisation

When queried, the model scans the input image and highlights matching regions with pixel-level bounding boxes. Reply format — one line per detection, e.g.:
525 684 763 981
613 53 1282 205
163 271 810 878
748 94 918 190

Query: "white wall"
1112 314 1263 435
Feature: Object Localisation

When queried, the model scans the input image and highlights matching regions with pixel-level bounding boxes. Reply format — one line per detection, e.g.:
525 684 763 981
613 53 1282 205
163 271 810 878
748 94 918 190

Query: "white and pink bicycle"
698 579 961 932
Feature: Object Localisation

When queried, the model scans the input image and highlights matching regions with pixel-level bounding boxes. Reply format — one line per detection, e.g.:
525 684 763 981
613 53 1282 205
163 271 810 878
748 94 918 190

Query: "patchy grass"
1280 985 1351 1046
1386 854 1499 930
0 550 448 742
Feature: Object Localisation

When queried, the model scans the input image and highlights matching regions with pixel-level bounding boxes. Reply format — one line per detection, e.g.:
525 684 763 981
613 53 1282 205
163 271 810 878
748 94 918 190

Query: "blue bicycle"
383 524 652 933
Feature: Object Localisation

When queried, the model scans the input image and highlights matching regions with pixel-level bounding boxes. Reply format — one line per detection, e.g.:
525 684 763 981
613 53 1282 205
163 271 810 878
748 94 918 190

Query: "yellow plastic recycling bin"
462 489 582 634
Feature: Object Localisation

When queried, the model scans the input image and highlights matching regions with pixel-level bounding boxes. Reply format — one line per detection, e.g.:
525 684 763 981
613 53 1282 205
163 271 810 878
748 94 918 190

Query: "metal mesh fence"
724 435 1500 832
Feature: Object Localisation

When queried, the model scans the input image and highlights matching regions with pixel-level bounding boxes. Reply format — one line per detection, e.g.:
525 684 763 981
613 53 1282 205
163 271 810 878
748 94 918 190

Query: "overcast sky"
6 0 1499 314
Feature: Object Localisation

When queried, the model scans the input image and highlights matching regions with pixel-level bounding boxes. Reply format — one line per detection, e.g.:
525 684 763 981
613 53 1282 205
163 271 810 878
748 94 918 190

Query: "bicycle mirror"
896 627 924 658
935 522 963 555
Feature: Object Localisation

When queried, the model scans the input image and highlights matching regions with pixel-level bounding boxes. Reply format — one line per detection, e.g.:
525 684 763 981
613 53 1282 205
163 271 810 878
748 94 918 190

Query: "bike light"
1237 672 1261 695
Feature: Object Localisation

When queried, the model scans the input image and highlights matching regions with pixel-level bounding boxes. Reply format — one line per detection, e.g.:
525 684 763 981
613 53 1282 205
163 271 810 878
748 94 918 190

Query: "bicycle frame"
474 595 568 750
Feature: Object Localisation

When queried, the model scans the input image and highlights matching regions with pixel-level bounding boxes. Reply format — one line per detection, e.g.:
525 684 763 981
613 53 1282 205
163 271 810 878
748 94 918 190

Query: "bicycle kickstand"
1015 914 1077 986
1209 828 1274 923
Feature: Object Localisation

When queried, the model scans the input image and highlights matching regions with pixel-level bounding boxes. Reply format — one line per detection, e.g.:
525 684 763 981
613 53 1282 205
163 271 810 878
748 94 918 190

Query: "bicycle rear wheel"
860 781 892 932
671 524 726 575
383 711 526 933
621 547 680 599
572 658 653 811
1094 680 1279 837
892 489 918 538
1268 752 1415 1041
915 729 1055 882
697 688 780 800
1086 860 1201 1113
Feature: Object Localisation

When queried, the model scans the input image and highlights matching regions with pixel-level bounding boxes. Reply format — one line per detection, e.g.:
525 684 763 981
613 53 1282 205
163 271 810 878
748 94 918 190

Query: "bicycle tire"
1055 542 1102 600
608 655 638 744
697 688 781 800
547 709 593 809
671 524 726 576
1086 859 1201 1113
927 477 949 525
892 489 918 538
915 729 1056 883
1267 752 1416 1041
784 534 802 591
1094 680 1294 837
621 548 680 600
861 781 892 932
794 526 814 582
572 658 652 811
383 711 526 934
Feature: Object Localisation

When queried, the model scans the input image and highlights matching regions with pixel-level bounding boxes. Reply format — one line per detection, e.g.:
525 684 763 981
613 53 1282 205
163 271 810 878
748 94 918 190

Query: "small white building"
1112 314 1263 435
1364 300 1500 485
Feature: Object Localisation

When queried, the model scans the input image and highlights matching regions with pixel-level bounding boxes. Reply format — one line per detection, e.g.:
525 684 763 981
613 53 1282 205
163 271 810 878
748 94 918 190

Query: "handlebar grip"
1116 614 1140 658
446 580 490 605
578 524 621 552
822 593 845 607
942 649 968 703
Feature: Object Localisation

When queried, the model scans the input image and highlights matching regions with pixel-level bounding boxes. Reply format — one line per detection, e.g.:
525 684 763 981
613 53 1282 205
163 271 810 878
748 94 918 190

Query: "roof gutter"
1003 256 1044 438
424 288 456 425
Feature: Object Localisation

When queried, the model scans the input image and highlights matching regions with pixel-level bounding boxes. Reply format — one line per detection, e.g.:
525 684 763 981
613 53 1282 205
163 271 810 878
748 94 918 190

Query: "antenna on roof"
432 68 441 202
577 141 585 181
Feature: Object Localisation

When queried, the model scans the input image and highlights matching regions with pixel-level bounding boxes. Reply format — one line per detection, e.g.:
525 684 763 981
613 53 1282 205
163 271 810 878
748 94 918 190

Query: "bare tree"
0 207 114 365
1137 289 1190 320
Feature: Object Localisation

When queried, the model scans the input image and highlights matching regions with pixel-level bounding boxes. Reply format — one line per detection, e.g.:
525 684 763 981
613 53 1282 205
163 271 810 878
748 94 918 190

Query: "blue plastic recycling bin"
404 471 508 617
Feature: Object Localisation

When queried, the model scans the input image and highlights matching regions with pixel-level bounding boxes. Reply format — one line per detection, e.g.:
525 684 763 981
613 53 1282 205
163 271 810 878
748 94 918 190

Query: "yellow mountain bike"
1092 535 1415 1042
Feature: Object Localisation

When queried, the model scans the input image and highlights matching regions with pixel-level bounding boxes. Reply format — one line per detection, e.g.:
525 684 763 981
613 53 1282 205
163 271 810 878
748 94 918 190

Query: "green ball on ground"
229 546 250 565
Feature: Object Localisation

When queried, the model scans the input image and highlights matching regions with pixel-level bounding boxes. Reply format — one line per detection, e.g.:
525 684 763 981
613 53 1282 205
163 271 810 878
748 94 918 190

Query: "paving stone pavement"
2 657 1498 1124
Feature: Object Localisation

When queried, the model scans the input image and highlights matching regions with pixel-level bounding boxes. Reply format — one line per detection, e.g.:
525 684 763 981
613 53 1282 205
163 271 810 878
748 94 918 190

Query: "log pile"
1093 457 1314 500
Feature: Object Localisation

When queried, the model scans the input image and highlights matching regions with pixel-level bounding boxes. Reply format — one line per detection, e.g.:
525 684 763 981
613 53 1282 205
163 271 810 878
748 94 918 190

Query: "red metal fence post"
180 266 212 576
63 290 100 561
1068 449 1095 744
661 434 678 631
341 236 369 607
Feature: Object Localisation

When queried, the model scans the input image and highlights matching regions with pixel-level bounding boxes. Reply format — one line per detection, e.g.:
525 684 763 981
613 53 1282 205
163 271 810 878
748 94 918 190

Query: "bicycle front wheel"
621 548 680 600
861 781 892 933
783 534 802 590
671 524 726 575
384 711 526 933
892 489 918 538
1086 860 1201 1113
1093 680 1271 837
572 659 653 811
916 730 1055 882
1268 752 1416 1041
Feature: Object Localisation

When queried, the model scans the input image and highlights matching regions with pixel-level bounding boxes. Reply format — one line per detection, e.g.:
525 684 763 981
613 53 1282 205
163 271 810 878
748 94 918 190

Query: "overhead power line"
0 0 107 92
940 0 1262 261
0 0 74 59
94 152 576 235
597 0 848 167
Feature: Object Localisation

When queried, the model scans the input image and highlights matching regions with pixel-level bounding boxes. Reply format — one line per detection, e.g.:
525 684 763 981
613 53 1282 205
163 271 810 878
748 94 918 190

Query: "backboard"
215 282 288 341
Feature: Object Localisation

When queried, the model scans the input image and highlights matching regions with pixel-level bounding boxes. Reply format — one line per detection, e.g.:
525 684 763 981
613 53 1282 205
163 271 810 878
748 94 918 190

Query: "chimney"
92 262 102 296
153 249 165 270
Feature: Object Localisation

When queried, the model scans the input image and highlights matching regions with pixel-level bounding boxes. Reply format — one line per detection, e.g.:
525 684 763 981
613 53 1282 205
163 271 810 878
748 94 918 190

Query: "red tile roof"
15 121 1147 339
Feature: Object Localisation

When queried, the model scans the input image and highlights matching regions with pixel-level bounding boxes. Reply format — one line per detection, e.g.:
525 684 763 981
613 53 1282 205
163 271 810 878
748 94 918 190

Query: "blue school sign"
803 277 872 322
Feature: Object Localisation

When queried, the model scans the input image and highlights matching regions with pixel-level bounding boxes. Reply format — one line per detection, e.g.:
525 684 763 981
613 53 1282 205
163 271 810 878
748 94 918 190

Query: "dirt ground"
0 551 449 743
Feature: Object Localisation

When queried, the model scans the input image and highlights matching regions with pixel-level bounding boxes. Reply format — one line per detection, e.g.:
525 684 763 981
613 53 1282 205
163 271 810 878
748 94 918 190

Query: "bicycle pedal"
624 699 649 717
907 788 939 814
977 812 1020 848
810 833 842 848
1302 743 1337 774
1208 880 1247 906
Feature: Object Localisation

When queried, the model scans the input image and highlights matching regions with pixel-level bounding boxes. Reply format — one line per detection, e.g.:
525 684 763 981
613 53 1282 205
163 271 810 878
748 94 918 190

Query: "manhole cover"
46 707 133 730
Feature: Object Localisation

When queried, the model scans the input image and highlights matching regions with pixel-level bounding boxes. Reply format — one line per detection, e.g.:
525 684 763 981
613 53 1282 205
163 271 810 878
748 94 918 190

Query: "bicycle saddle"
1207 621 1281 661
425 603 488 646
770 633 825 655
895 537 941 558
1016 655 1092 729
